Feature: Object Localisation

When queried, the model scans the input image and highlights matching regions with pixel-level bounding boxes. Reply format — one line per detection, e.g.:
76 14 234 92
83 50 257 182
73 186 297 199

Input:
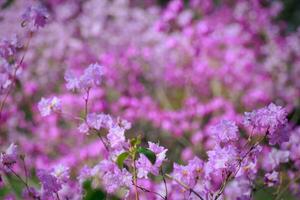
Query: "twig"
213 134 266 200
96 131 110 151
160 168 168 200
0 32 33 118
83 89 90 119
133 159 140 200
164 173 204 200
134 183 166 200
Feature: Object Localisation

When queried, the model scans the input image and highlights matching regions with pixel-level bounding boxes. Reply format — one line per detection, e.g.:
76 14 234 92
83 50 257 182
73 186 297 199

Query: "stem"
84 89 90 119
164 174 204 200
214 134 266 200
275 174 300 200
161 169 168 200
21 156 28 186
133 159 139 200
0 32 33 118
96 131 110 151
134 183 166 199
55 192 61 200
7 166 31 195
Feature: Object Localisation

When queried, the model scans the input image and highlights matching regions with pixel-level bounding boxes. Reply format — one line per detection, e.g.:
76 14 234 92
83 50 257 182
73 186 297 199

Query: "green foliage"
83 180 106 200
116 151 129 169
83 180 120 200
137 147 156 164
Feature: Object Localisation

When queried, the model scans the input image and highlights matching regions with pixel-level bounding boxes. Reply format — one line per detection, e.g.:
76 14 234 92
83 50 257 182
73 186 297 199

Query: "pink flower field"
0 0 300 199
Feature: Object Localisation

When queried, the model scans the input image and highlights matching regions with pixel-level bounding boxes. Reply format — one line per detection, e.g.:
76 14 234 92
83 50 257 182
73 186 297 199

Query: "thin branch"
96 131 110 151
0 32 33 118
164 173 204 200
134 183 166 200
160 168 168 200
213 134 267 200
83 89 90 119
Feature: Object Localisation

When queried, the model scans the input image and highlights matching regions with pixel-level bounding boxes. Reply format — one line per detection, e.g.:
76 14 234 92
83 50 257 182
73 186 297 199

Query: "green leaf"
116 152 129 169
137 147 156 164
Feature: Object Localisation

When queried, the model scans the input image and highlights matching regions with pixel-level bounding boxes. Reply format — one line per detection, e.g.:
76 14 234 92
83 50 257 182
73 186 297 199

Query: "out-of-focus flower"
264 171 279 187
211 120 239 144
37 169 62 198
243 103 288 135
22 5 49 30
172 157 203 189
136 142 167 178
38 96 61 116
107 125 126 149
262 148 289 171
51 164 70 182
98 160 132 194
65 63 104 91
0 143 18 169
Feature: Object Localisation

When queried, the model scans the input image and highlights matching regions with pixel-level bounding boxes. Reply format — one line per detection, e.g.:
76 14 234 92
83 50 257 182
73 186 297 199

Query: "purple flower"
107 125 126 149
0 143 18 169
87 113 112 130
38 96 61 117
268 125 291 145
22 187 40 200
22 5 49 30
98 160 132 194
64 70 80 91
51 164 70 182
285 127 300 168
65 63 104 91
78 122 89 134
172 157 203 189
264 171 279 187
211 120 239 144
0 73 12 93
0 36 20 61
136 142 167 178
263 148 289 171
206 145 239 172
243 103 288 135
225 178 251 200
79 63 104 90
77 165 92 184
37 169 62 197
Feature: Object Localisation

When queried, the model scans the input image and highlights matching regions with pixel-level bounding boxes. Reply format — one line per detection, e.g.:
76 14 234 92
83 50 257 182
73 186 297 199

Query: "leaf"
116 152 129 169
137 147 156 164
83 180 120 200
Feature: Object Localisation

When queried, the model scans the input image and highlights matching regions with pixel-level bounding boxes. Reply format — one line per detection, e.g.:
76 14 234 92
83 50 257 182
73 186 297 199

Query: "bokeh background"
0 0 300 199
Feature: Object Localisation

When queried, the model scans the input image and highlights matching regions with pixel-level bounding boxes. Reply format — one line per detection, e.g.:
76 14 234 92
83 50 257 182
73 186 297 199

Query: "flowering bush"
0 0 299 200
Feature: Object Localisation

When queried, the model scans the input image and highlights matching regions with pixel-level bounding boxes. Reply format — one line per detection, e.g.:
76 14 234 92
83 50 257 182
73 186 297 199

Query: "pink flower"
22 5 49 30
243 103 288 135
107 125 126 149
211 120 239 144
98 160 132 194
136 142 167 178
264 171 279 187
37 169 62 198
64 70 80 91
172 157 204 189
38 96 61 116
0 143 18 169
65 63 104 91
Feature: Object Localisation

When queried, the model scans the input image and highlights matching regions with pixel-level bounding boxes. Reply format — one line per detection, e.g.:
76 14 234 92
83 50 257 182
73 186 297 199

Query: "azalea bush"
0 0 300 200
